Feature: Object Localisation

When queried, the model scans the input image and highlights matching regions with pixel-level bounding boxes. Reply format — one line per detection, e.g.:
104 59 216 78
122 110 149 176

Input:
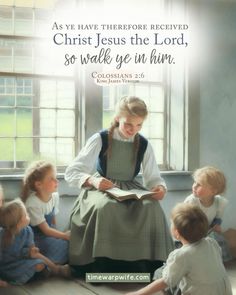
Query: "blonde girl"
21 161 69 264
185 166 232 261
0 200 70 285
126 203 232 295
65 96 173 274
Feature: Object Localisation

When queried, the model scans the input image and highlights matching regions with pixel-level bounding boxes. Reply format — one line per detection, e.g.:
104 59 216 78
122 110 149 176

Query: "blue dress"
25 192 69 264
0 226 44 285
32 209 69 264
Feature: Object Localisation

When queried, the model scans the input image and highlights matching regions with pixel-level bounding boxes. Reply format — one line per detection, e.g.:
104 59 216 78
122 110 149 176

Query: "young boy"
125 203 232 295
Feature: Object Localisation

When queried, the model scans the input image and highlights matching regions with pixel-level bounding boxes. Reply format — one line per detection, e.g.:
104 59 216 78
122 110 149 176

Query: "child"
0 184 8 287
65 96 173 274
184 166 232 261
125 203 232 295
0 199 70 285
21 160 70 264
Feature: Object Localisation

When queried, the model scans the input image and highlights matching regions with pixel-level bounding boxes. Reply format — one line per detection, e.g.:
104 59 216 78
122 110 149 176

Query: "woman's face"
117 115 145 139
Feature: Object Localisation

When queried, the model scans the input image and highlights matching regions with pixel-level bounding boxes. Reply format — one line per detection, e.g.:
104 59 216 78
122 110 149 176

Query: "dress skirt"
69 179 174 272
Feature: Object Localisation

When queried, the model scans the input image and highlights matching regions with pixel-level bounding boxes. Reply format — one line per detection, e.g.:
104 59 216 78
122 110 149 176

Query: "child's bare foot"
0 280 8 287
55 264 71 278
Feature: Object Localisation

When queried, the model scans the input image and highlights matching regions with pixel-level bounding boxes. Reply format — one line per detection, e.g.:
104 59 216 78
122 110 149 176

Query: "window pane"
0 138 14 162
0 6 13 35
0 41 13 71
40 80 56 107
142 113 164 138
56 138 74 165
57 81 75 108
14 47 33 73
0 109 14 136
16 108 32 136
35 9 52 37
16 138 33 162
57 110 75 137
0 96 14 106
40 109 56 136
133 85 149 100
17 95 32 106
16 78 33 105
39 138 55 161
15 7 33 36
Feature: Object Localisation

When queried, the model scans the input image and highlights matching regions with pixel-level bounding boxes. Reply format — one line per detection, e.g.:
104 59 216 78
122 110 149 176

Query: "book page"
106 187 154 199
106 187 136 197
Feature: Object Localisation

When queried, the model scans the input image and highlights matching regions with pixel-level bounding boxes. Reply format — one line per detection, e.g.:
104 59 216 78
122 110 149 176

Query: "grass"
0 111 114 162
0 112 33 161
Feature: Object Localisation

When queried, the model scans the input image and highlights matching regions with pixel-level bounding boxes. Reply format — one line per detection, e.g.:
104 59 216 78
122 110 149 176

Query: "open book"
105 187 155 201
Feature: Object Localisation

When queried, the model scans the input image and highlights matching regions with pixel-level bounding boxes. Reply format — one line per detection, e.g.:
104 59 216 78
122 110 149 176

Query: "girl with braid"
65 96 174 275
21 161 70 265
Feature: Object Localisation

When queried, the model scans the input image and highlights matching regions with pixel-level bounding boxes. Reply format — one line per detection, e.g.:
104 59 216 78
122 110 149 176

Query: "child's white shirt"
162 237 232 295
25 192 59 226
184 194 227 224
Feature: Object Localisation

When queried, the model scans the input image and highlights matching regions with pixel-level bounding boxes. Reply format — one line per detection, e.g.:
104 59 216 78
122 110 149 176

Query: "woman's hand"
88 176 114 191
151 185 166 200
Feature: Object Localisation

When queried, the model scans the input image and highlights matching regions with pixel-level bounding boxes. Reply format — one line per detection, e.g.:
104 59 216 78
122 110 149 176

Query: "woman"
65 96 174 274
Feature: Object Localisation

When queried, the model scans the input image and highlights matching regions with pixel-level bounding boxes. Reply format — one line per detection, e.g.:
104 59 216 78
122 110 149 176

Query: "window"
0 2 78 172
102 81 166 168
0 77 76 170
0 0 188 173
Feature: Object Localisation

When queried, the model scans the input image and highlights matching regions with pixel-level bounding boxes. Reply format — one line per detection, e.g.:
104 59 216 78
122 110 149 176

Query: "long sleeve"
141 142 166 190
65 133 102 188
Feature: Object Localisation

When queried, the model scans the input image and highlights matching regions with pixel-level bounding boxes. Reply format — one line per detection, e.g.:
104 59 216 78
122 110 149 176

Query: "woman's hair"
0 183 4 206
114 96 148 119
171 203 208 243
106 96 148 159
193 166 226 195
21 160 55 202
0 199 25 248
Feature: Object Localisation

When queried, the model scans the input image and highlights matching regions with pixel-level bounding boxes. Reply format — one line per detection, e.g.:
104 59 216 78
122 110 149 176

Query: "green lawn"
0 112 33 161
0 111 114 162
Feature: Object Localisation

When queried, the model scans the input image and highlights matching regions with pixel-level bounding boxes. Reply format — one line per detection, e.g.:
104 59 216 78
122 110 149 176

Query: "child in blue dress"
184 166 232 262
0 199 70 285
21 160 70 264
